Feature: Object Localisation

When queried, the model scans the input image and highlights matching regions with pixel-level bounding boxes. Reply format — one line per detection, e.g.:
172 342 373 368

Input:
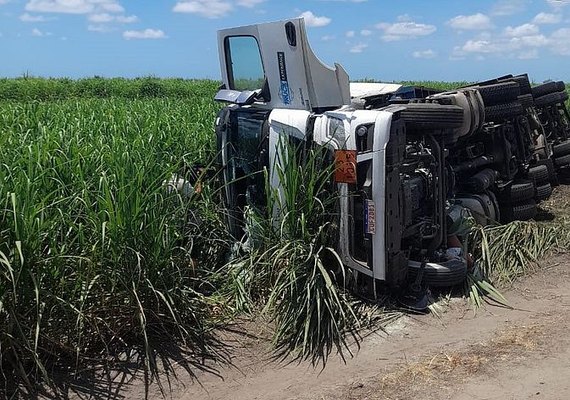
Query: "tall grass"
223 142 400 365
0 77 220 101
464 215 570 308
0 95 228 395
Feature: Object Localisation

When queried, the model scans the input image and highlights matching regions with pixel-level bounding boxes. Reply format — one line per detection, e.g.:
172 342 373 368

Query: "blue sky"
1 0 569 82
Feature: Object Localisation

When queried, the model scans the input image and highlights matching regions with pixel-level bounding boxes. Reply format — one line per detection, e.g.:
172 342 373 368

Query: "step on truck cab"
214 18 570 293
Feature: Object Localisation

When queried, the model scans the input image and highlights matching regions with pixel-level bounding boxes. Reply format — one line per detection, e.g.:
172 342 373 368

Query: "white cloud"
345 30 355 38
0 0 10 4
299 11 331 27
504 23 539 37
547 0 570 9
99 2 122 13
115 14 136 23
88 12 136 23
412 49 437 59
533 12 562 24
349 43 368 53
449 47 466 61
447 13 492 30
123 28 167 40
88 24 112 32
360 29 372 36
321 34 335 41
458 29 549 57
491 0 528 16
26 0 93 13
397 14 412 22
510 34 549 47
549 27 570 55
20 12 49 21
88 12 113 22
173 1 232 18
31 27 52 36
25 0 124 14
236 0 264 7
518 49 538 59
462 39 497 53
376 21 436 41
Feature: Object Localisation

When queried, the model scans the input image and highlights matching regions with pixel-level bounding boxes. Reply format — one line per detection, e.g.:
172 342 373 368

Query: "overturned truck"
214 18 570 293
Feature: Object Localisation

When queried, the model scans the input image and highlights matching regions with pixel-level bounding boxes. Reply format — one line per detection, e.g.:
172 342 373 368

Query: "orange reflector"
334 150 357 184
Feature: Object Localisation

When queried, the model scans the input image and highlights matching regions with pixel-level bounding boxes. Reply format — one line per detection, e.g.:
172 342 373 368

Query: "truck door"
217 18 350 111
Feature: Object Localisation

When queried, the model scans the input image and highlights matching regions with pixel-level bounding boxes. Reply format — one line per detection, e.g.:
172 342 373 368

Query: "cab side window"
225 36 265 91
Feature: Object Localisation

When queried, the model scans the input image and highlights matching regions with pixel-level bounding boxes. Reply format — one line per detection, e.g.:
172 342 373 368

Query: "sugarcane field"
2 2 570 400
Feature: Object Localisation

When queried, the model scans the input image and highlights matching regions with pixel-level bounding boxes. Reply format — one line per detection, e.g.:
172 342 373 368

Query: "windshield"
230 114 264 176
226 109 270 214
225 36 265 91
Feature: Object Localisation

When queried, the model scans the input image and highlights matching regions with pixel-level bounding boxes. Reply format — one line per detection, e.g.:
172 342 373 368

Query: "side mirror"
214 89 261 105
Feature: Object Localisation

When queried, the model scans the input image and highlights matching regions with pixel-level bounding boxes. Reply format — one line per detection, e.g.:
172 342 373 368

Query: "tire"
500 199 537 223
553 140 570 157
485 101 524 121
554 153 570 167
517 94 534 109
497 180 535 203
475 82 520 107
536 158 559 186
534 92 567 107
527 164 549 184
535 183 553 202
532 81 560 98
461 75 511 88
408 259 467 287
506 75 532 95
400 103 464 130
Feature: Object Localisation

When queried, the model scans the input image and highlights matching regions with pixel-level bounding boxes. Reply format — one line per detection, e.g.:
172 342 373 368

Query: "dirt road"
155 251 570 400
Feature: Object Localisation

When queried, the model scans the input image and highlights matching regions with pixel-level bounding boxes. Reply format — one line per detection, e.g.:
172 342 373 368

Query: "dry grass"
379 323 543 394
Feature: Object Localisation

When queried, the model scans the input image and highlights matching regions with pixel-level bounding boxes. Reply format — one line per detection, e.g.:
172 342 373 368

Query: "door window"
225 36 265 91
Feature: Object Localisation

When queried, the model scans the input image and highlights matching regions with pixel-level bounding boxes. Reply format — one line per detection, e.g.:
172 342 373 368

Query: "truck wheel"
400 103 464 130
500 199 537 223
537 158 559 186
506 75 532 95
554 153 570 167
553 140 570 157
476 81 520 106
532 81 561 98
408 259 467 287
535 183 553 202
534 91 568 107
497 180 535 203
527 164 549 184
485 101 523 121
517 94 534 109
